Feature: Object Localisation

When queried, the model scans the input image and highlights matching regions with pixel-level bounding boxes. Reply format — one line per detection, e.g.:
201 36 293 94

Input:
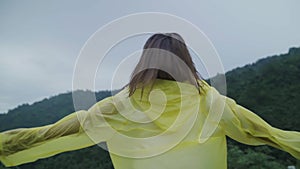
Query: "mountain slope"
225 47 300 130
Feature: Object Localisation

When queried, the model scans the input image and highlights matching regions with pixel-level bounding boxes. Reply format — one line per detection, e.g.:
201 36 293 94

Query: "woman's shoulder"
197 79 212 94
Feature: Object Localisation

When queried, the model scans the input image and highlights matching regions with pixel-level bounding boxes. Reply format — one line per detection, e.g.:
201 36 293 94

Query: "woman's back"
109 137 227 169
103 79 227 169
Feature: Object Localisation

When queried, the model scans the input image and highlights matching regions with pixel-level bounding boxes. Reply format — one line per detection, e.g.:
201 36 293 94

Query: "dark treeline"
1 47 300 169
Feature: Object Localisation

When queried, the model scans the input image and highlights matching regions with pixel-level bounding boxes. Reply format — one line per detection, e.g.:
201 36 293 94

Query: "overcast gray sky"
0 0 299 113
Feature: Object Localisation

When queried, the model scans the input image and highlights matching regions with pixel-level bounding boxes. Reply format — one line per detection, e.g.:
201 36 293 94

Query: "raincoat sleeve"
217 88 300 159
0 96 117 167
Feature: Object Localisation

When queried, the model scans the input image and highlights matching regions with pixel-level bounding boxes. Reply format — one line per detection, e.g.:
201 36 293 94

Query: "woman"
0 33 299 169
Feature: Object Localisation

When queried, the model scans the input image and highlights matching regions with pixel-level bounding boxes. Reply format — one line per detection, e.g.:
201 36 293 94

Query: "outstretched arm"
217 89 300 159
1 111 81 156
0 96 118 167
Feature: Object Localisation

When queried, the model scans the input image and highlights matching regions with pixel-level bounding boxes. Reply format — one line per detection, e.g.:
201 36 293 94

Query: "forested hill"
0 90 112 131
223 47 300 168
225 47 300 130
0 47 299 169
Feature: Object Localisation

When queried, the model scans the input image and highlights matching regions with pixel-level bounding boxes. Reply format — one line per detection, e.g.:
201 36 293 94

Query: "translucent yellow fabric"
0 79 299 168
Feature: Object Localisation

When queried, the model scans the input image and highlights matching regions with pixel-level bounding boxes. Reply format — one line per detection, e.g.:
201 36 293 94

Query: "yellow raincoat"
0 79 299 168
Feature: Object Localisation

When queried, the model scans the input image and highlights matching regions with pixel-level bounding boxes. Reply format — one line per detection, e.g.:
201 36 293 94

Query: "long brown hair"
128 33 203 97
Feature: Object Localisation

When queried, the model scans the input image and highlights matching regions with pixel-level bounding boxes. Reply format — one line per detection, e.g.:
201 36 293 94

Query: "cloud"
0 0 299 113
